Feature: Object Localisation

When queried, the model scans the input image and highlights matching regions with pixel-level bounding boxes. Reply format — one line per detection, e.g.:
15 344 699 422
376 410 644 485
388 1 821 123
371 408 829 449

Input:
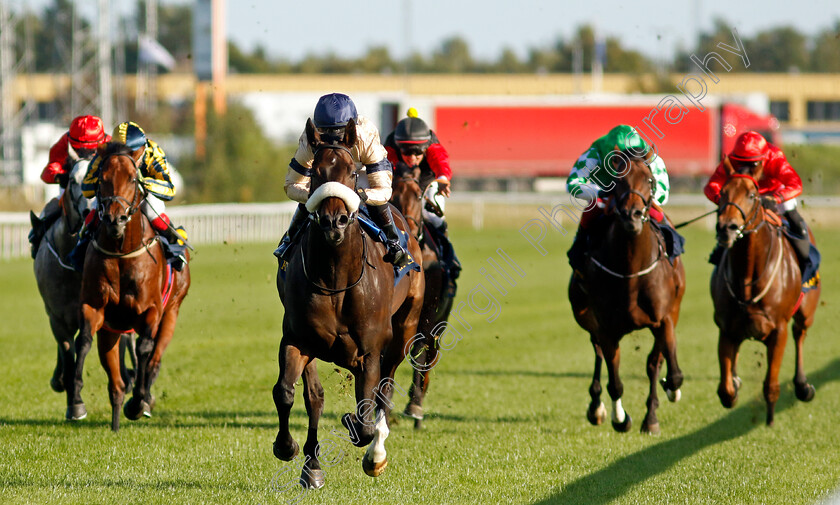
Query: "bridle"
96 152 145 225
611 174 655 223
716 173 765 240
395 172 424 240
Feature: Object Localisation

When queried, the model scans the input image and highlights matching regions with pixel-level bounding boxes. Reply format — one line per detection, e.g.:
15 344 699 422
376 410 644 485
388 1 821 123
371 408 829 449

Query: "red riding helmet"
68 115 106 150
729 131 769 162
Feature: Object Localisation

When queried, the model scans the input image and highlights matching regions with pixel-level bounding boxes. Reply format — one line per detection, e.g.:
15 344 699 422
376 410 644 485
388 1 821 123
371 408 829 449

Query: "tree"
810 22 840 72
745 26 809 72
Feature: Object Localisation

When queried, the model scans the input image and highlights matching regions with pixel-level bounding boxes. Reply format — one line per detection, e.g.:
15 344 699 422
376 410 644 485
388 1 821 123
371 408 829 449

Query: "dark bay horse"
70 142 191 431
568 152 685 434
390 164 454 429
712 158 820 426
273 118 425 488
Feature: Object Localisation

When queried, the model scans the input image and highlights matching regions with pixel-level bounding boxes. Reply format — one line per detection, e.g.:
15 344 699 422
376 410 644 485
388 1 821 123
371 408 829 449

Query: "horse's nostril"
119 215 129 224
337 215 349 227
727 223 739 231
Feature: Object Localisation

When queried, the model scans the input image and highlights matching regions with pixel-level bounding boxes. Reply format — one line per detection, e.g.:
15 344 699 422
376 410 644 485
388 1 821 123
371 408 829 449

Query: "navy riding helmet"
313 93 358 129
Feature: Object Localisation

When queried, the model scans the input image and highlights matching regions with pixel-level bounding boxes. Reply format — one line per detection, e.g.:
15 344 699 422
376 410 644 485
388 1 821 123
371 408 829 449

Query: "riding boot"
785 208 812 270
567 227 590 274
708 245 724 266
274 203 309 261
434 221 461 280
160 225 189 271
372 204 410 268
68 213 98 272
29 198 62 259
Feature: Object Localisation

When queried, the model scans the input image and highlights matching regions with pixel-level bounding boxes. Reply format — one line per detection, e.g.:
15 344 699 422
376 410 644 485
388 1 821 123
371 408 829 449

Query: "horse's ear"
344 118 357 147
723 155 735 176
305 118 320 149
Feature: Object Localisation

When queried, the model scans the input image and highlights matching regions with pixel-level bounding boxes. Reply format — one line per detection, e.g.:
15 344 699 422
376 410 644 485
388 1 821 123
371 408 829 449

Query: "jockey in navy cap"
275 92 410 267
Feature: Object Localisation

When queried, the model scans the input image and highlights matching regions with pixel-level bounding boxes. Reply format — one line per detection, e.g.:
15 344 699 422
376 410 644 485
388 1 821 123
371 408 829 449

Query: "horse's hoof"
641 422 660 435
300 468 325 489
586 402 607 426
403 403 423 420
50 376 64 393
413 418 423 430
611 412 632 433
273 436 299 462
123 397 150 420
795 383 816 402
733 376 742 392
341 414 370 447
362 455 387 477
65 403 87 421
666 388 681 403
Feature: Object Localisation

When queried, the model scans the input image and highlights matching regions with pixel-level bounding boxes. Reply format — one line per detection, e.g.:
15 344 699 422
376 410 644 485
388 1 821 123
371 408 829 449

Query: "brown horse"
711 158 820 426
70 142 190 431
273 118 425 489
390 164 454 429
568 152 685 434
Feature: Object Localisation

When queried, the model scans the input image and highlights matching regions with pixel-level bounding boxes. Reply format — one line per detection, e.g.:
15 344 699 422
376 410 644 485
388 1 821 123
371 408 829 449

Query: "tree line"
12 1 840 75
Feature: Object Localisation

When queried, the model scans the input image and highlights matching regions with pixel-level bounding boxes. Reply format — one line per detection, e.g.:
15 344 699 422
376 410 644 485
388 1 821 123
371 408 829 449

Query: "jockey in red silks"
383 108 461 284
29 115 111 259
274 92 409 267
704 130 815 272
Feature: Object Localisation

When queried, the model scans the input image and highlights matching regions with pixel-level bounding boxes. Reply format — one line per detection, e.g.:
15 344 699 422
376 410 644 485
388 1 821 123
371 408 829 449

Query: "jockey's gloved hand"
760 194 779 210
56 171 69 188
355 188 368 202
436 178 451 197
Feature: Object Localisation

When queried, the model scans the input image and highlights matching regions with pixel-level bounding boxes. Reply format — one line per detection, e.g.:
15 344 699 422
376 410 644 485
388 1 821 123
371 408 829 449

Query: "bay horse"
70 142 191 431
568 151 685 434
390 164 455 429
273 118 425 489
711 157 820 426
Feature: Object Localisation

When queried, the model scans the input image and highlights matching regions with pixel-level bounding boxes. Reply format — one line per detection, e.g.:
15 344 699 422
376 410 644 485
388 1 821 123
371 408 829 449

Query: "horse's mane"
100 142 135 159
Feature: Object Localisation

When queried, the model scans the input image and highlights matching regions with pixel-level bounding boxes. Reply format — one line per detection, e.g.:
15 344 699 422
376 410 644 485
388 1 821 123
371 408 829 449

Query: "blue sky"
12 0 840 63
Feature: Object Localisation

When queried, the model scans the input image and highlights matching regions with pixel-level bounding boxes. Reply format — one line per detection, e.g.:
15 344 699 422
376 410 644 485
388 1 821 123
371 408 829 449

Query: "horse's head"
716 156 762 248
95 142 144 240
62 158 95 232
608 148 656 236
304 118 359 246
391 164 423 234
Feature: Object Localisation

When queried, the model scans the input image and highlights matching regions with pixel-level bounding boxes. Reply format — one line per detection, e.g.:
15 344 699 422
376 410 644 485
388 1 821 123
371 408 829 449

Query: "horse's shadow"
533 358 840 505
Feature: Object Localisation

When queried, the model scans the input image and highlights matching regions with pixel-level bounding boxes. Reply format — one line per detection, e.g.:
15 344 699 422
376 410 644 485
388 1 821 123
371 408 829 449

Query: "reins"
301 223 368 294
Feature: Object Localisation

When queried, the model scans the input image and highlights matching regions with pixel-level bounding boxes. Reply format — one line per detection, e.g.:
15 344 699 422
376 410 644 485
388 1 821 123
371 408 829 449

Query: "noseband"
612 177 655 223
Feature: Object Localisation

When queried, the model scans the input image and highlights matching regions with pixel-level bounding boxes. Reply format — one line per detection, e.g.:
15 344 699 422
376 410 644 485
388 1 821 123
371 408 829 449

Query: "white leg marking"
612 399 626 423
364 409 390 464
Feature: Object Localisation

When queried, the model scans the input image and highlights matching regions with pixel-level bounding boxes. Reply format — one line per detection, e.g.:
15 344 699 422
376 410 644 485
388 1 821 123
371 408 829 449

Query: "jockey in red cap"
29 115 111 259
704 131 815 273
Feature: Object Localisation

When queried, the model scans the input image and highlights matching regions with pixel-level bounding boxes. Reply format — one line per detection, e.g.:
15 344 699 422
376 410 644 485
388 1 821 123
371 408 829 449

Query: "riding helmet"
730 131 768 161
313 93 358 128
394 109 431 149
112 121 147 151
68 115 106 149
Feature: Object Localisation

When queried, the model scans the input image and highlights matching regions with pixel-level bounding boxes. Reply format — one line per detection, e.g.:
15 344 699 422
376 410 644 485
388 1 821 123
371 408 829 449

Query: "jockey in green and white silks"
566 125 675 273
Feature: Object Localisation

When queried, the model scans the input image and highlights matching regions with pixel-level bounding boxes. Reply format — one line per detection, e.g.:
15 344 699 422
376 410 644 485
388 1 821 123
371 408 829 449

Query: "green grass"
2 216 840 504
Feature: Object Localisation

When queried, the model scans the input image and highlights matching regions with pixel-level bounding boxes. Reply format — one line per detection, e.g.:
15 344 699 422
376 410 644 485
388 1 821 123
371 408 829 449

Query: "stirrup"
274 234 293 260
385 241 410 268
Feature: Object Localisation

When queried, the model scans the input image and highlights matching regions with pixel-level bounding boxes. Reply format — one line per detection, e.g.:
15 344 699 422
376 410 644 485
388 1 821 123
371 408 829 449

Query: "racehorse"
70 142 191 431
711 157 821 426
390 164 454 429
33 159 136 408
568 151 685 434
273 118 425 488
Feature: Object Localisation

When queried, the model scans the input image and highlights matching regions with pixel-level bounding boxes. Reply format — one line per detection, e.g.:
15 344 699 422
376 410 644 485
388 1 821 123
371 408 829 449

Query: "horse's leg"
124 330 156 420
69 304 104 421
97 330 125 432
641 342 664 435
48 316 74 394
764 327 787 426
586 339 607 426
601 337 632 432
138 305 181 411
717 334 742 408
792 294 818 402
653 315 684 403
118 333 136 393
405 338 428 425
272 341 308 461
299 360 326 489
341 352 381 452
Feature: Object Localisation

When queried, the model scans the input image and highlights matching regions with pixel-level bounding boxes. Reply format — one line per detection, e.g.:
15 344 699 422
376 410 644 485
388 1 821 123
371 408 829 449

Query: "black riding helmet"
394 109 431 155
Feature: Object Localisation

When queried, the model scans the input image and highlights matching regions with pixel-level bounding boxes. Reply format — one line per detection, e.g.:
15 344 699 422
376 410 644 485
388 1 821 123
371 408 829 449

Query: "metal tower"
0 0 36 186
70 0 114 129
136 0 158 114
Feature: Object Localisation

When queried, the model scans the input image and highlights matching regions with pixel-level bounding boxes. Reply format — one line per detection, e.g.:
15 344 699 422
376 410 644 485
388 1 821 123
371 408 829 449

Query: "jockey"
73 121 188 270
383 108 461 283
28 115 110 259
274 92 410 267
566 124 673 274
704 130 813 271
